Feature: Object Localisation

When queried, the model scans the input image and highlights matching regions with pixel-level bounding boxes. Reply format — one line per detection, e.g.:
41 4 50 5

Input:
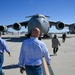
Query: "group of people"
0 28 51 75
0 27 66 75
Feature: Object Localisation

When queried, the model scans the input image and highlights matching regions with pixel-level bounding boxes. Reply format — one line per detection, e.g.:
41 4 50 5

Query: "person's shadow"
2 64 19 69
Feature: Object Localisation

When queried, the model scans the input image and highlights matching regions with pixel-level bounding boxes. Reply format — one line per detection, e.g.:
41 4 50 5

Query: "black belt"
34 64 42 68
0 52 3 54
25 64 42 68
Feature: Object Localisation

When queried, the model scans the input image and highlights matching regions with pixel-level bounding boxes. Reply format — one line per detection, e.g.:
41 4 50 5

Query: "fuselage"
28 14 50 36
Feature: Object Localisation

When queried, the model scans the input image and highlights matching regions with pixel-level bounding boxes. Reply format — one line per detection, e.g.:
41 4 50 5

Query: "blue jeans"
0 54 4 75
25 65 43 75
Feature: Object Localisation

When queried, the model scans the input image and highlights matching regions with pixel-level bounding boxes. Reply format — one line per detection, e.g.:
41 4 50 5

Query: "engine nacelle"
0 25 7 31
56 21 65 30
12 22 21 30
69 23 75 33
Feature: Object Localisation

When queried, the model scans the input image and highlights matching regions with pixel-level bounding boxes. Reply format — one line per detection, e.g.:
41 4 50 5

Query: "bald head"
31 28 40 37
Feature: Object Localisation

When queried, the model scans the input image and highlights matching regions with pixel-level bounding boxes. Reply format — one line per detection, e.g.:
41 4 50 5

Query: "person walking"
0 32 11 75
52 34 61 55
62 33 66 42
19 28 51 75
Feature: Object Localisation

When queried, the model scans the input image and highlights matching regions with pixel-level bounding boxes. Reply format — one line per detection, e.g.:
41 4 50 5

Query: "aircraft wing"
19 21 29 26
49 20 71 30
49 20 70 26
0 21 29 31
7 21 29 27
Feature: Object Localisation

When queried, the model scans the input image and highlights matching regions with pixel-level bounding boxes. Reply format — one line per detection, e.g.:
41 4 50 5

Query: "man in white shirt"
19 28 51 75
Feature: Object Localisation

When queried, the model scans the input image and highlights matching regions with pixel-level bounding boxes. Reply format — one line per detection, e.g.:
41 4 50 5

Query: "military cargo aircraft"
0 14 75 38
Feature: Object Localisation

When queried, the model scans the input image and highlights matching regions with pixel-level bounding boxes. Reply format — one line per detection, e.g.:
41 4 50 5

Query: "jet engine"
69 23 75 33
12 22 21 30
0 25 7 31
56 21 65 30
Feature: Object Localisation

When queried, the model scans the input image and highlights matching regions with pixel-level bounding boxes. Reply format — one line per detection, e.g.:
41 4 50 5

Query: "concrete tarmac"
2 34 75 75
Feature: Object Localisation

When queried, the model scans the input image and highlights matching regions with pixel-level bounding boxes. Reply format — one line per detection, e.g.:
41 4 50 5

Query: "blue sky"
0 0 75 33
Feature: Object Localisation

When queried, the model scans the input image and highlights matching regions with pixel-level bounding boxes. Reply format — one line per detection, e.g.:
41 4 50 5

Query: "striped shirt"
0 37 10 53
19 37 51 67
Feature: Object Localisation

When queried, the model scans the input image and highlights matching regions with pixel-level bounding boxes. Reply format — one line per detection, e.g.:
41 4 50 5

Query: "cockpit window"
33 15 39 18
33 15 45 19
39 16 44 18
